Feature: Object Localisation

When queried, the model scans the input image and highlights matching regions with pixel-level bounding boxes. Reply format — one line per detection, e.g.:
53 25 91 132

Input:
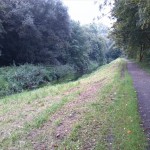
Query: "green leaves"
0 0 70 65
111 0 150 61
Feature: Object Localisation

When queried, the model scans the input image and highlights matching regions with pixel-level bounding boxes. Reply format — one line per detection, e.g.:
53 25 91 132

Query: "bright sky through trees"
61 0 113 27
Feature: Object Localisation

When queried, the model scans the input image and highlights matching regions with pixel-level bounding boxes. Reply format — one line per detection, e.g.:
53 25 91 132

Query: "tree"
0 0 107 77
0 0 70 65
111 0 150 62
68 22 106 75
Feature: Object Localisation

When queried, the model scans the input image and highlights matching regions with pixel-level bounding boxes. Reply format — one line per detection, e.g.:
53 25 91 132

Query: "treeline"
0 0 106 72
0 0 122 97
111 0 150 62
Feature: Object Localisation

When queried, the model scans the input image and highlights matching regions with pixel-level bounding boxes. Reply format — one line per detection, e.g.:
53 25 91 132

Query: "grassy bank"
0 59 147 149
61 60 147 150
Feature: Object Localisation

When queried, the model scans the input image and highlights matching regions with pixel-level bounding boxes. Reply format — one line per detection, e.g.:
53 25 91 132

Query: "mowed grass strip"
61 60 147 150
0 59 116 149
108 69 146 149
0 92 79 150
0 59 147 150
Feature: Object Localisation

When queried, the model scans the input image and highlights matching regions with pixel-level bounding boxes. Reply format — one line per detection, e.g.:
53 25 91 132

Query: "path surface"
27 79 105 150
127 62 150 149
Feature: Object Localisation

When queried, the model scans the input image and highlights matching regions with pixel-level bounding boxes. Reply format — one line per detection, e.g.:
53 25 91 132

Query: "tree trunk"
139 44 144 62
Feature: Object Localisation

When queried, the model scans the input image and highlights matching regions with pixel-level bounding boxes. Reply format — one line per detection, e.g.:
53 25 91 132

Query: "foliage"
68 22 106 75
105 41 122 63
111 0 150 62
0 0 107 71
0 75 9 96
0 20 108 97
0 0 70 65
5 65 50 93
0 64 76 97
50 64 75 82
0 0 110 97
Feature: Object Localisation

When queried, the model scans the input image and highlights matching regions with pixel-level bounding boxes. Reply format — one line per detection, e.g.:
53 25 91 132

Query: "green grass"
61 60 147 150
54 119 63 127
0 91 80 149
0 59 147 150
108 70 146 149
26 92 79 129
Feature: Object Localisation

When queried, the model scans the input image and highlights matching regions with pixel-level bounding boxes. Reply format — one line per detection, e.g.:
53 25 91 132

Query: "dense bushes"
106 47 122 63
5 65 50 93
0 64 76 97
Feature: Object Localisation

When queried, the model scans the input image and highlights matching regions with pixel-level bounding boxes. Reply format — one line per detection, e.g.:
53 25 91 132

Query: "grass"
61 60 147 150
137 61 150 74
0 58 147 150
26 93 79 129
0 91 80 149
54 119 63 127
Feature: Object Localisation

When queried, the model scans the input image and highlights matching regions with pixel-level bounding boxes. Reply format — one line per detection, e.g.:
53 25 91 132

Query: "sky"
61 0 113 27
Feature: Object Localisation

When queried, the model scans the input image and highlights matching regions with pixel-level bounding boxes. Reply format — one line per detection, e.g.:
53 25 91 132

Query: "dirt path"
27 79 106 150
127 62 150 149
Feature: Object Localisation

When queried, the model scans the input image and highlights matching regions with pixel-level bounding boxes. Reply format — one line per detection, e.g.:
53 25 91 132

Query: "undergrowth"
0 64 76 98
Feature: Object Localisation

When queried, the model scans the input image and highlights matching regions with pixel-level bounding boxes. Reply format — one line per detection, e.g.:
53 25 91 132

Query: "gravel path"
127 61 150 149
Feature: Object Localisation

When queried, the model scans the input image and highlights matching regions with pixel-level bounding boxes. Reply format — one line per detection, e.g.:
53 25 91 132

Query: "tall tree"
111 0 150 61
0 0 70 65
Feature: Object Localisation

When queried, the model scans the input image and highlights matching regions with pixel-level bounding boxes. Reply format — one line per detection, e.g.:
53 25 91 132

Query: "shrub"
5 64 51 94
0 64 75 97
0 75 9 96
51 65 75 82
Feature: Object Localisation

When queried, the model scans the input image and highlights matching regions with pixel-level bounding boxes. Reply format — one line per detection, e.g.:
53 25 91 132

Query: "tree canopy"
111 0 150 61
0 0 112 76
0 0 71 65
